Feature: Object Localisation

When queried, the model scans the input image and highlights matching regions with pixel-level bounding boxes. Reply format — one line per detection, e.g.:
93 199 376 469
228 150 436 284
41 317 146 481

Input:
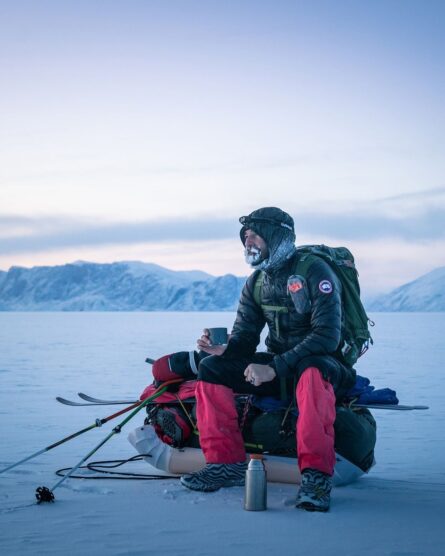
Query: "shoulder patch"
319 279 333 294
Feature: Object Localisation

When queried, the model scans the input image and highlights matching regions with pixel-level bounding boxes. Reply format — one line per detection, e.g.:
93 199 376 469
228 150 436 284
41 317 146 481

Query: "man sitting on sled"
153 207 358 512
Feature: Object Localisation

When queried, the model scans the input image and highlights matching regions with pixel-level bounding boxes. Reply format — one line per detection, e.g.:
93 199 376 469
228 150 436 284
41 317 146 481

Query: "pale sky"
1 0 444 295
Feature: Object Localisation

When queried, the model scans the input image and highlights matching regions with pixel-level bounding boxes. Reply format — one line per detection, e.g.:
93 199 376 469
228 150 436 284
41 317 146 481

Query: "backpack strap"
253 270 289 338
293 253 318 279
252 270 290 400
253 270 265 306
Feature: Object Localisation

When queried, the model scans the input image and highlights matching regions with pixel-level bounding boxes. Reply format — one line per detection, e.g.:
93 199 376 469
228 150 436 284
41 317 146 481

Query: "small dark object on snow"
35 486 55 503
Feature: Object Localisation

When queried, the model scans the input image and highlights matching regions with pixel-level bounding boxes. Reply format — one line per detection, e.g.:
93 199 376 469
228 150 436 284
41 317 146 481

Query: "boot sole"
180 476 245 492
296 500 330 512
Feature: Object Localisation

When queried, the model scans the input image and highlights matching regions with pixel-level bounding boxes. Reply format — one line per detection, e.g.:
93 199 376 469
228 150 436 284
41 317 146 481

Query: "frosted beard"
244 246 264 267
252 238 297 273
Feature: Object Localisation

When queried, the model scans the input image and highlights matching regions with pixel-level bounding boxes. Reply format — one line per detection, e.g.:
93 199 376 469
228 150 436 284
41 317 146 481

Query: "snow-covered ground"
1 312 444 555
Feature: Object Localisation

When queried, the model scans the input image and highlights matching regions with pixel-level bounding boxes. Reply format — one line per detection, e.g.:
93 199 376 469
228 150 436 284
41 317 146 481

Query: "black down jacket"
223 253 355 389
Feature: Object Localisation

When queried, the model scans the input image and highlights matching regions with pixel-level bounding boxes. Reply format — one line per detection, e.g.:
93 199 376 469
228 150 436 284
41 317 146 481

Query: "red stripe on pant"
196 367 336 475
196 381 246 463
296 366 336 475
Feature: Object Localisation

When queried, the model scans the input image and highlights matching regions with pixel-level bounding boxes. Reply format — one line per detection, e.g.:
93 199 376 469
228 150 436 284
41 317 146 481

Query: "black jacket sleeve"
222 271 266 359
271 259 343 377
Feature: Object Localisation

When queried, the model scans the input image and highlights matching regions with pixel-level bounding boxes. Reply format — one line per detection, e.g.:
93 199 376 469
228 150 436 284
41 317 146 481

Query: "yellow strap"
175 395 197 432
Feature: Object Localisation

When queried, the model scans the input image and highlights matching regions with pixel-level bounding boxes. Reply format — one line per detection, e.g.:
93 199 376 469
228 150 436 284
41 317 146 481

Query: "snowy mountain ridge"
1 261 444 311
366 266 445 312
0 261 246 311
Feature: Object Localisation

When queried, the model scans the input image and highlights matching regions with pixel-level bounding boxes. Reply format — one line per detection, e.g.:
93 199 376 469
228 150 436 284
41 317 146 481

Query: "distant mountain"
0 261 247 311
2 261 443 312
366 267 445 312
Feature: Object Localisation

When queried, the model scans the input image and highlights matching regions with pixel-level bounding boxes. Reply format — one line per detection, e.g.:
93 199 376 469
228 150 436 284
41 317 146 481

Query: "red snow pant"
196 364 337 476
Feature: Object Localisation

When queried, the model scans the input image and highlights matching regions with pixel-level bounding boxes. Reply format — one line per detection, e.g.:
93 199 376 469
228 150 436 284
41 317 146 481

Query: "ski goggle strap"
239 215 293 231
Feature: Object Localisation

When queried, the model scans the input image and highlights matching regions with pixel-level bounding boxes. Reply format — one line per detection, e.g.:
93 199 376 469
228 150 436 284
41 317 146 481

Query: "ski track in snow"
0 312 444 555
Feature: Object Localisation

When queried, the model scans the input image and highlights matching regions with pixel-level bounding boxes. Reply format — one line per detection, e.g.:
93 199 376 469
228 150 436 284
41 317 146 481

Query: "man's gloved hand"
152 354 183 384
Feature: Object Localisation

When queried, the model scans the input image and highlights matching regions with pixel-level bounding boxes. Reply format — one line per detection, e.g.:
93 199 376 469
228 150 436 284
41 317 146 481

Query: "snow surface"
1 312 444 555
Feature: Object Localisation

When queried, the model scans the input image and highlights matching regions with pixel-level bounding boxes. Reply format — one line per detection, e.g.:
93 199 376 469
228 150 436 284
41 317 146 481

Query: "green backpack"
253 244 374 366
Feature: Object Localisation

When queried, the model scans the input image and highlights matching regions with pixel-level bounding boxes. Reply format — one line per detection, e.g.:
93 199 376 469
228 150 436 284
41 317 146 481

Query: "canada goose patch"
319 280 333 294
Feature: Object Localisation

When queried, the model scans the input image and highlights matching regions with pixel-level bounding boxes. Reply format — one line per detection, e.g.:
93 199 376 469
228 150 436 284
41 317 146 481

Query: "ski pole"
2 356 158 476
0 402 141 476
35 378 182 503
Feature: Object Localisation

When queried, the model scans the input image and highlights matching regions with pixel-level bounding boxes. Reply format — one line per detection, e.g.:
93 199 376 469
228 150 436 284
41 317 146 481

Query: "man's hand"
244 363 276 386
197 328 228 356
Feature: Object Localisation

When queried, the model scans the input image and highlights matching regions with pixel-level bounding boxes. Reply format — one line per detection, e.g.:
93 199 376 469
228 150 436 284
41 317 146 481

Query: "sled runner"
128 424 368 487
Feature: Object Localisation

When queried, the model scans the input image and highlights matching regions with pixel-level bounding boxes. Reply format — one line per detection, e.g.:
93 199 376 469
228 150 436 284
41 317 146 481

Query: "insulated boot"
180 463 247 492
296 468 332 512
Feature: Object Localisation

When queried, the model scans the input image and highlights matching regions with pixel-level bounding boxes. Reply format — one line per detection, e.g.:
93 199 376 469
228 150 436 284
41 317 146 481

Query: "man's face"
244 229 269 265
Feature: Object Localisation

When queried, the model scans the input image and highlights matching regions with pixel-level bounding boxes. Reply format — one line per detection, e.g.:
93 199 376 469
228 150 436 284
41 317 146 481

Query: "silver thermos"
244 454 267 511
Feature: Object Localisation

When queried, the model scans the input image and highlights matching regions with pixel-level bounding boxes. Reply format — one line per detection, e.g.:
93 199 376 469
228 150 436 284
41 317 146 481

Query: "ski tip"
55 396 72 405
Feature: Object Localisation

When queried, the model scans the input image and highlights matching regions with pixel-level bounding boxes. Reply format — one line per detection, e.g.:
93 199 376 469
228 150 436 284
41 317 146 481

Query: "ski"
78 393 137 404
351 403 429 411
57 394 428 411
56 397 136 407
